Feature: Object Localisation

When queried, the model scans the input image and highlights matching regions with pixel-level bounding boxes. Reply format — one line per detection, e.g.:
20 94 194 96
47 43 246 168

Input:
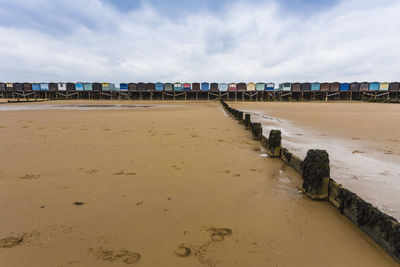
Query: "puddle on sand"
245 109 400 220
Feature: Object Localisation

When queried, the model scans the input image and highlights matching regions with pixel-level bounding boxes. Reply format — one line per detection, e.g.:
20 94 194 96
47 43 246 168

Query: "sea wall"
220 100 400 263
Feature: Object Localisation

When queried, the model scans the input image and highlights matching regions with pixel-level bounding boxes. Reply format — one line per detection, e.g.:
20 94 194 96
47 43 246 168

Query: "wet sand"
230 102 400 219
0 101 397 266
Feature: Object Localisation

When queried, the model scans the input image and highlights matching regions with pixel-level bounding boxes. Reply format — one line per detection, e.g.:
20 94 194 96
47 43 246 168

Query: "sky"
0 0 399 84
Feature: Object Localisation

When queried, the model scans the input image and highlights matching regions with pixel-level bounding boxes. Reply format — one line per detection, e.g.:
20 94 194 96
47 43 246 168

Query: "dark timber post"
244 114 251 129
251 122 262 140
301 149 330 200
268 130 282 158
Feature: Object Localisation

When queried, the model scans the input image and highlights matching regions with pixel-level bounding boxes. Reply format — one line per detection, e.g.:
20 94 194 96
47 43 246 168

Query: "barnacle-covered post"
301 149 330 200
244 114 251 129
268 130 282 158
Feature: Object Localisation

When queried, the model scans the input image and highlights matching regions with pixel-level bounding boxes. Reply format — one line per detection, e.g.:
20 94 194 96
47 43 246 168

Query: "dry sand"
0 101 397 266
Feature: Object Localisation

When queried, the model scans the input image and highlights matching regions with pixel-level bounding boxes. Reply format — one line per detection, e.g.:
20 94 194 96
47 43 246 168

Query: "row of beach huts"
1 82 400 92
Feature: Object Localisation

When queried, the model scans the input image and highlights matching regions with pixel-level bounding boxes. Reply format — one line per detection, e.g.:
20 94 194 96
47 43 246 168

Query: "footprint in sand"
174 227 233 265
249 168 262 172
0 237 23 248
112 170 137 176
233 173 241 177
102 128 111 131
136 201 144 207
21 126 29 128
83 169 99 174
19 174 40 180
352 150 364 154
170 165 182 171
95 248 141 265
384 150 395 155
61 127 69 130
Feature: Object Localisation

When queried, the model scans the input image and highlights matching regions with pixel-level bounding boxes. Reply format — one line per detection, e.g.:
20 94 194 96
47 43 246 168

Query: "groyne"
220 100 400 263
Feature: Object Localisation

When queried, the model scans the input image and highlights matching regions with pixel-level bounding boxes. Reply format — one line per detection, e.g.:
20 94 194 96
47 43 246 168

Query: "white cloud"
0 0 399 84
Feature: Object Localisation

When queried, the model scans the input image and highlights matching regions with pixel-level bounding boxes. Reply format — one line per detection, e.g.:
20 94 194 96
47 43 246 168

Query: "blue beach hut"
76 82 84 91
340 83 349 91
32 83 41 91
120 83 128 91
174 82 182 91
311 83 320 91
201 82 210 91
219 83 228 92
155 82 164 91
266 83 275 91
369 82 379 91
40 83 49 91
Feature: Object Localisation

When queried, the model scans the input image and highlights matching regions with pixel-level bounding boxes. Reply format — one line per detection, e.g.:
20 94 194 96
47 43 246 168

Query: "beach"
0 101 397 266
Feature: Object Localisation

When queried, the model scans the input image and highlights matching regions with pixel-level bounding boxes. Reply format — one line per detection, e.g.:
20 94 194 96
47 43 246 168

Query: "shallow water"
244 109 400 220
0 104 154 111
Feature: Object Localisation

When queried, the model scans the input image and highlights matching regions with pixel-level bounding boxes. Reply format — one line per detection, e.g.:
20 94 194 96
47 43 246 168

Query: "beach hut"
201 82 210 91
279 83 291 91
192 83 200 91
66 83 76 91
349 82 360 91
110 84 117 91
164 83 173 91
256 83 266 91
155 82 164 91
247 82 256 91
32 83 41 91
320 83 330 92
228 83 237 91
0 83 5 91
379 82 389 91
6 83 13 91
128 83 137 91
83 83 92 91
183 83 191 91
23 83 32 91
339 83 349 91
146 83 155 91
301 83 311 91
360 82 369 91
329 82 340 92
369 82 379 91
49 83 58 91
237 83 246 91
311 82 320 91
13 83 23 91
58 83 67 91
120 83 129 91
174 82 182 91
76 82 84 91
389 82 400 91
266 83 275 91
40 83 49 91
291 83 301 92
93 82 102 91
137 83 146 91
210 83 219 92
219 83 228 92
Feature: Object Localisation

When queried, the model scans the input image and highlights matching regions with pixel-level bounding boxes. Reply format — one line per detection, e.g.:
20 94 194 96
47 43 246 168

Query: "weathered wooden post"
244 114 251 129
268 130 282 158
301 149 330 200
238 111 243 122
251 123 262 140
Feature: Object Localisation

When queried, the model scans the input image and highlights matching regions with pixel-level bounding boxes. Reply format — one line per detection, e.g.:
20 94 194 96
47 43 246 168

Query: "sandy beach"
0 101 397 266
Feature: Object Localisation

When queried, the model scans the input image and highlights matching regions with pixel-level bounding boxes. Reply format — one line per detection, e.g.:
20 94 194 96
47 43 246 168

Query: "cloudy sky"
0 0 399 84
